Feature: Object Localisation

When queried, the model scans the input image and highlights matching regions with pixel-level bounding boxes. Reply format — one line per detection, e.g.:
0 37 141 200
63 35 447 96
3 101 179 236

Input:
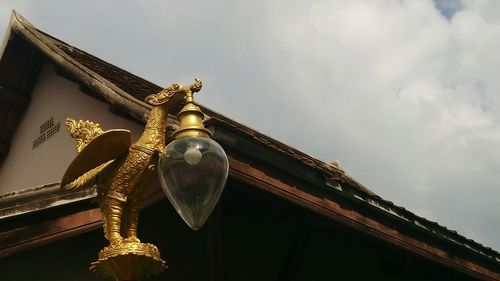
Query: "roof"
0 11 499 280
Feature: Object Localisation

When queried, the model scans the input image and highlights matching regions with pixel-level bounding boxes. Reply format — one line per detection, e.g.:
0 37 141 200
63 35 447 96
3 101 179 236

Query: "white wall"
0 63 144 194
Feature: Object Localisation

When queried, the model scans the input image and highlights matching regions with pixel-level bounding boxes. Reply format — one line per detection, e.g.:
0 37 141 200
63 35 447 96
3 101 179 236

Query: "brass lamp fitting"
172 90 212 140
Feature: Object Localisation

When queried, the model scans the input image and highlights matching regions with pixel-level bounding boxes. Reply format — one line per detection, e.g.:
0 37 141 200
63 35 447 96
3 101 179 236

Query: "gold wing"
63 160 114 190
61 129 131 190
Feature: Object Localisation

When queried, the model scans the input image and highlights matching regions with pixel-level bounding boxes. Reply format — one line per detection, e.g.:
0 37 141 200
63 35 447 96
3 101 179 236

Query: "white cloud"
264 0 500 247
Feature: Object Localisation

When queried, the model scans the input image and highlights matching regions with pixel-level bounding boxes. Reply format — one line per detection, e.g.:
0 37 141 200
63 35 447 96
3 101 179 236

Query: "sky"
0 0 499 250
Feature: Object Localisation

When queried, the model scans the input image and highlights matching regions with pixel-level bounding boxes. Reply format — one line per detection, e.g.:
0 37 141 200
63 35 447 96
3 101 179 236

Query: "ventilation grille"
33 117 61 149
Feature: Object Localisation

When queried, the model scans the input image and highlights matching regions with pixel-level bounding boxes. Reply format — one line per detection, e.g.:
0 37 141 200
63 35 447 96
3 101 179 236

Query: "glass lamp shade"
158 136 229 230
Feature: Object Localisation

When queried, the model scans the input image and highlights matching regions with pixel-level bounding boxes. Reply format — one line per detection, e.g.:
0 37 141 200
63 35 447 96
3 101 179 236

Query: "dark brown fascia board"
225 154 500 281
206 113 500 259
205 119 500 278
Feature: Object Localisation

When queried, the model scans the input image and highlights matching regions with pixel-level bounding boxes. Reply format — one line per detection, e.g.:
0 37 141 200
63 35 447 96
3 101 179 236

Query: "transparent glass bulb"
184 147 203 165
158 137 229 230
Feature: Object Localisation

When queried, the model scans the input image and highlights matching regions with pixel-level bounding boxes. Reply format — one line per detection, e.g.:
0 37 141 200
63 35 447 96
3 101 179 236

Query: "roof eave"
8 10 150 123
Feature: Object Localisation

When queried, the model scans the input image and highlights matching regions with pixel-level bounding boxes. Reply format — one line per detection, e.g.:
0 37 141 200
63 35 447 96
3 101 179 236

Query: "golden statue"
61 80 205 280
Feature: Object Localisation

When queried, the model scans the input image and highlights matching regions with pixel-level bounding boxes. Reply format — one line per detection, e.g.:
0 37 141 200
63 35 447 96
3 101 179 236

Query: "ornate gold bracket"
61 80 205 281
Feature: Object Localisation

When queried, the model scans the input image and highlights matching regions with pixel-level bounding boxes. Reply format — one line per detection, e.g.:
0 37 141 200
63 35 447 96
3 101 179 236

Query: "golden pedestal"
90 242 166 281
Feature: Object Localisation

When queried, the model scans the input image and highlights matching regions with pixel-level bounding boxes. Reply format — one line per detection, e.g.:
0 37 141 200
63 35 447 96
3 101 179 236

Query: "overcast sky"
1 0 499 250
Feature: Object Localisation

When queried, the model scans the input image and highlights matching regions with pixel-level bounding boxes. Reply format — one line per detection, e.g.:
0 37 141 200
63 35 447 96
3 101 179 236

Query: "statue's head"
145 79 202 107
